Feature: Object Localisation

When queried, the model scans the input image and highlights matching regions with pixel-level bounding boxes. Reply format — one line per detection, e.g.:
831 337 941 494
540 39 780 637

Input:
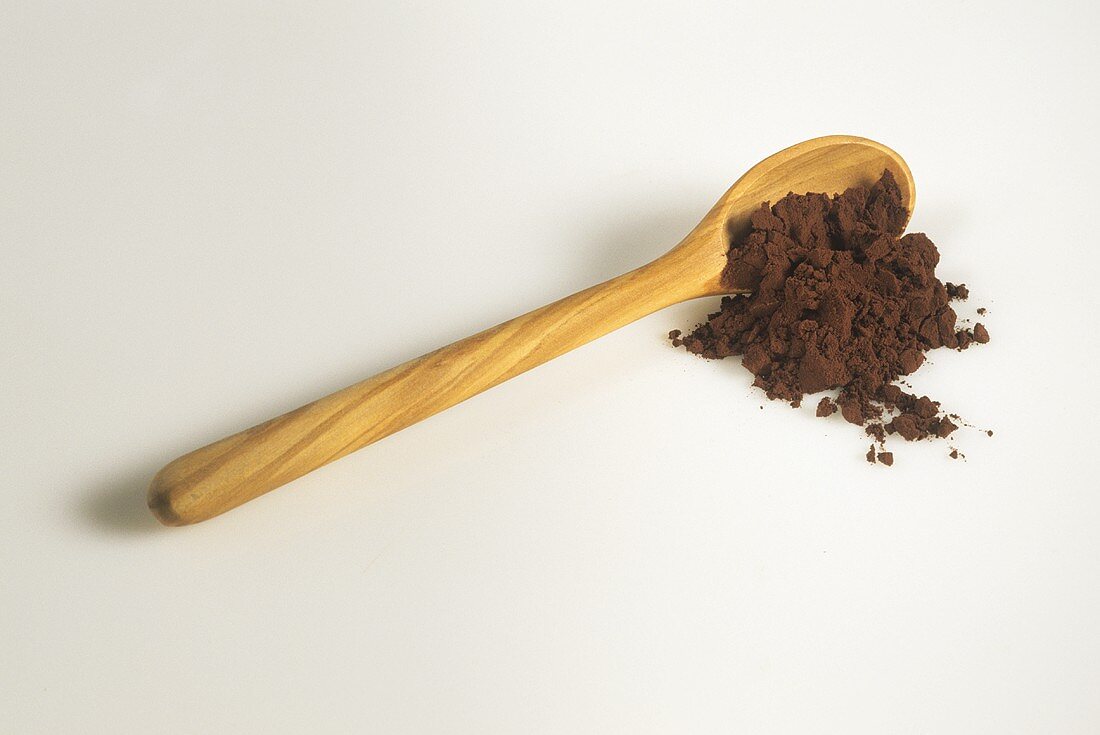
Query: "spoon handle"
148 255 702 525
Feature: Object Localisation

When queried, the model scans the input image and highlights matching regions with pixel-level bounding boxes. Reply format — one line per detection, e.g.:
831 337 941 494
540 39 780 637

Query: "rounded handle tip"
147 467 196 527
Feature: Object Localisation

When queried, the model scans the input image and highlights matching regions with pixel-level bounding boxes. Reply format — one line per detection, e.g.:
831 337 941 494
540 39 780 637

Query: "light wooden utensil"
148 135 914 525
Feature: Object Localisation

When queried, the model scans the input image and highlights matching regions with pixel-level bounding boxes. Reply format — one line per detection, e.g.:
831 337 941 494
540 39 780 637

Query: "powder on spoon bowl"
671 171 988 463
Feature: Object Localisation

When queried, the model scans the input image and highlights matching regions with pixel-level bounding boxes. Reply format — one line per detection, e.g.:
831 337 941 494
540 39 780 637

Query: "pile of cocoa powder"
670 171 988 464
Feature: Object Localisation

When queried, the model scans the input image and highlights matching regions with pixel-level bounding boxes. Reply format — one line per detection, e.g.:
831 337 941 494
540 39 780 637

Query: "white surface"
2 1 1099 732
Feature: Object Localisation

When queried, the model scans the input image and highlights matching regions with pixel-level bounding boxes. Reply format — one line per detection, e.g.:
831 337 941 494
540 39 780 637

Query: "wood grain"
148 135 914 525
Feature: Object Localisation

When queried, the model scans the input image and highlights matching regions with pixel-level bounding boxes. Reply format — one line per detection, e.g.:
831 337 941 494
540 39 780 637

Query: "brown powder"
672 171 988 462
945 282 969 300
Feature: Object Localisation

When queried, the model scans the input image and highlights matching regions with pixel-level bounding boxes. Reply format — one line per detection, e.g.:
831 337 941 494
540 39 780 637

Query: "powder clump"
673 170 988 463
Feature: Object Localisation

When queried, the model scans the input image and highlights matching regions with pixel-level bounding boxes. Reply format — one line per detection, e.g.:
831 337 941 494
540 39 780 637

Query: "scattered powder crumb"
945 282 970 300
877 451 894 466
865 423 886 443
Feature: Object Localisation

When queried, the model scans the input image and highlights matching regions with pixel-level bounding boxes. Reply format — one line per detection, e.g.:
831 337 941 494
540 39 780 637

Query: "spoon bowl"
149 135 914 525
662 135 915 299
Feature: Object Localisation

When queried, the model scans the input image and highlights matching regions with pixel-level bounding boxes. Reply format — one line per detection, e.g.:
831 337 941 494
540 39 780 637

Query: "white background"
3 1 1099 732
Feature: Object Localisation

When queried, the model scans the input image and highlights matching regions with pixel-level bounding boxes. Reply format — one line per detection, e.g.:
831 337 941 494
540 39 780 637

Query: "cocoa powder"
672 171 987 462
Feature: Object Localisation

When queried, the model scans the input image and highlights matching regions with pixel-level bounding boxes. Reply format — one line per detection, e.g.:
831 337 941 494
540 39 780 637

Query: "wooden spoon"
148 135 914 525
